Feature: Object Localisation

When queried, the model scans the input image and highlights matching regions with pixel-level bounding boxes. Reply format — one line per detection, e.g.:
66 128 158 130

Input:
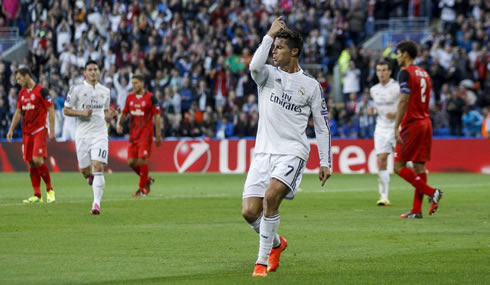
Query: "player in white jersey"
243 17 332 277
63 60 117 215
369 60 400 206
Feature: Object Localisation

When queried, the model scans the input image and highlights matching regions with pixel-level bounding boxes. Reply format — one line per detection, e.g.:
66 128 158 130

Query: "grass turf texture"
0 172 488 284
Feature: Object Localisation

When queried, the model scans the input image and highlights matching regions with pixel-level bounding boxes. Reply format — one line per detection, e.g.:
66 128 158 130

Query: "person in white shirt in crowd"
113 68 133 111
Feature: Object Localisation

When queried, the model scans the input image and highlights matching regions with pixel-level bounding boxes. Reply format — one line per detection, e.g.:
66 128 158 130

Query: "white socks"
92 172 105 206
249 213 263 234
248 213 281 245
378 170 390 200
256 214 280 265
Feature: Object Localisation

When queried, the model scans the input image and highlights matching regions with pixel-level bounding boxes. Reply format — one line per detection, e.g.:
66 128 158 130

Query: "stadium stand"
0 0 489 140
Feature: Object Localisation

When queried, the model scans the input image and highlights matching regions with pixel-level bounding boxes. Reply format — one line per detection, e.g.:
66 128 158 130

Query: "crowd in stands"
0 0 489 141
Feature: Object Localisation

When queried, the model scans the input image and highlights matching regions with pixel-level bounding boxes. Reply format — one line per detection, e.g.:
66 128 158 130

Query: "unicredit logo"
174 140 211 173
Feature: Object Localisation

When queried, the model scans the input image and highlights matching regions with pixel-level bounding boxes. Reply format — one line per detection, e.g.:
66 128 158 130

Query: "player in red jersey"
6 68 56 204
394 40 443 219
117 74 161 197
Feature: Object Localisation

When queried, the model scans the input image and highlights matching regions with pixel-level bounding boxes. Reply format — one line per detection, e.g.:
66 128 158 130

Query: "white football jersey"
370 79 400 130
249 35 332 168
64 80 111 139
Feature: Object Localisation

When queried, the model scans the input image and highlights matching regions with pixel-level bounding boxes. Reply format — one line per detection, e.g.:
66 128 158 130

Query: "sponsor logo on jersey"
130 109 144 116
270 92 302 113
174 140 211 173
22 103 36 110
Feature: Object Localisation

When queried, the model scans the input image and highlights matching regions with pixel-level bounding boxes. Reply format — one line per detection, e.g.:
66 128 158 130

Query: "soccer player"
6 68 56 204
394 40 443 219
116 74 161 197
63 60 116 215
242 17 332 277
370 60 400 206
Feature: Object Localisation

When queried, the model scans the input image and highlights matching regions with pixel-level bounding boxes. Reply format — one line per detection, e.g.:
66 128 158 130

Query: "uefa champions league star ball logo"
174 140 211 173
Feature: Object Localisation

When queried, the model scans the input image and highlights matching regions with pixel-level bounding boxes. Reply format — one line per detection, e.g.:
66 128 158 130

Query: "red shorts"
128 139 152 159
394 119 432 163
22 129 48 162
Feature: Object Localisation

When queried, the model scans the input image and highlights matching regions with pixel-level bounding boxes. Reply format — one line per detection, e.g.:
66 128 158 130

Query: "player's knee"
92 162 104 172
393 164 402 175
81 168 91 178
241 209 260 223
128 160 137 168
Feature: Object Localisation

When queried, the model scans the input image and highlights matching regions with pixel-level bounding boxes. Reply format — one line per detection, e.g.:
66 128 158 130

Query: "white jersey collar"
83 80 100 89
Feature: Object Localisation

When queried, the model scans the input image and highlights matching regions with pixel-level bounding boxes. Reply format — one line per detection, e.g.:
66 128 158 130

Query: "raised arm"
249 17 285 86
311 84 332 186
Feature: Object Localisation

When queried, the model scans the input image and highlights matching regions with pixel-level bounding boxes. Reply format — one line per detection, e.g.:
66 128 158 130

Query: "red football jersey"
122 91 160 141
398 65 431 126
16 84 53 135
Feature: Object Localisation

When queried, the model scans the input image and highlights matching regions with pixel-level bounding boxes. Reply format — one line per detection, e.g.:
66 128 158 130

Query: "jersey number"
420 78 427 103
98 149 107 159
286 165 294 176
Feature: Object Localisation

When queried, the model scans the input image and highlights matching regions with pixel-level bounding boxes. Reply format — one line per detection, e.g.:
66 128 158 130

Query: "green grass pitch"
0 172 489 284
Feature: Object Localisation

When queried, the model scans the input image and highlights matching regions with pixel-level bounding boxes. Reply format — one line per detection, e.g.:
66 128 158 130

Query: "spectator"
462 106 483 137
2 0 20 26
113 69 133 110
342 61 361 100
446 90 465 136
481 107 490 138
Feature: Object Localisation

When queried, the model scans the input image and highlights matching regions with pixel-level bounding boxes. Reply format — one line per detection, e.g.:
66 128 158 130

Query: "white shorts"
75 136 109 169
374 128 395 155
243 153 306 200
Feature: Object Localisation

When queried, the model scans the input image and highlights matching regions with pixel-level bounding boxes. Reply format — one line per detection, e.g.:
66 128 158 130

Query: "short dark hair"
85 60 99 70
15 68 33 78
132 74 145 82
276 28 303 57
376 60 392 70
396 40 418 59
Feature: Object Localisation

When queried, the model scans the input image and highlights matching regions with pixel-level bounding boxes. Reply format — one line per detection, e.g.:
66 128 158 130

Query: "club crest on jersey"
298 87 305 96
30 94 35 100
130 101 134 106
275 78 281 83
142 101 146 107
83 93 88 97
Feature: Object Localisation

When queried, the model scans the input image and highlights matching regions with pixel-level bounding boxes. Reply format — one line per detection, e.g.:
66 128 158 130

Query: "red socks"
398 167 435 196
29 167 41 198
138 164 149 190
39 163 52 190
411 172 426 213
